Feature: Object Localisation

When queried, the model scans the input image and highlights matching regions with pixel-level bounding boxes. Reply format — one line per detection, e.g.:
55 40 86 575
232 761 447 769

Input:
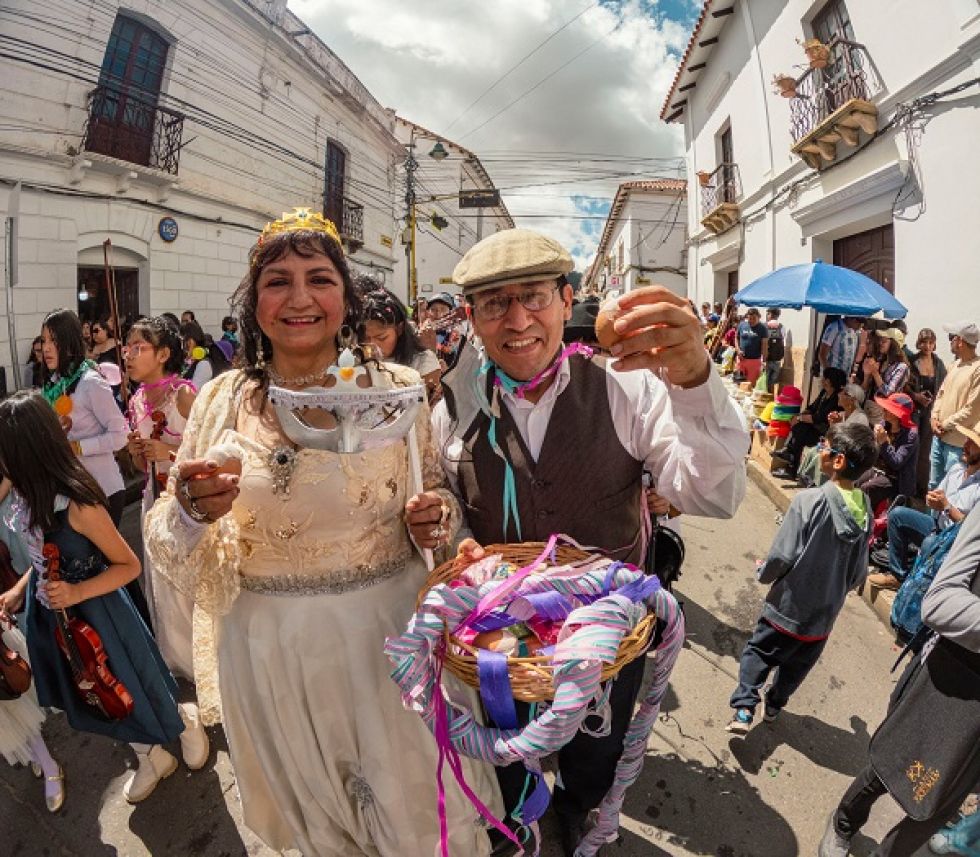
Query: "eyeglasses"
470 285 560 322
122 343 150 359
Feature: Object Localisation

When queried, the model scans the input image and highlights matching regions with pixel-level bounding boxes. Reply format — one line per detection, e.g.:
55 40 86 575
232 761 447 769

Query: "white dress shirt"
432 358 749 520
65 368 128 496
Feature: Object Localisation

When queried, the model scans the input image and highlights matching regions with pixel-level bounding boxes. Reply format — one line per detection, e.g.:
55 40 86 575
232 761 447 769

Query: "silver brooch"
268 445 298 496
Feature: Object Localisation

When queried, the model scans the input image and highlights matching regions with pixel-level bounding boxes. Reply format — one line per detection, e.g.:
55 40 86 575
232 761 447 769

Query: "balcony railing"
341 196 364 250
83 84 184 175
789 39 882 168
699 162 741 235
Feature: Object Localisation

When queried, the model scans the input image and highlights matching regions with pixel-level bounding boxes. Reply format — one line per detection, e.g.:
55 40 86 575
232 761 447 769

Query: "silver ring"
429 525 446 541
187 496 211 523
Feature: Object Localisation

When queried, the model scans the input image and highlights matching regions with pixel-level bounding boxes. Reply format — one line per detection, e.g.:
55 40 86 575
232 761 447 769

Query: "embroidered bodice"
131 384 189 478
222 429 413 585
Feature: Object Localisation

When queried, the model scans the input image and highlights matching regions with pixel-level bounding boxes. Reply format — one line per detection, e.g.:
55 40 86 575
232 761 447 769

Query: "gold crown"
258 207 342 246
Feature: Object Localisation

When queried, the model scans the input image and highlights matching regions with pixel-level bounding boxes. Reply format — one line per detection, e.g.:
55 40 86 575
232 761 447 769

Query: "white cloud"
290 0 693 272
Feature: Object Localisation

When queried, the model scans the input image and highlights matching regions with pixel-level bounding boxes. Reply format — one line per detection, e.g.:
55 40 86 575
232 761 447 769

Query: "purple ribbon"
477 649 519 729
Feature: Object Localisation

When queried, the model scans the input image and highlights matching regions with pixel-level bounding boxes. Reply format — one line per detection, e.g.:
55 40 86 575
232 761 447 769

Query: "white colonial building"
663 0 980 386
0 0 404 389
393 118 513 304
583 179 688 297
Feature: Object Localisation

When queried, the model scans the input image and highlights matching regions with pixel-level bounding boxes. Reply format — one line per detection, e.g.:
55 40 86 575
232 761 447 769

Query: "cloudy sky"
290 0 699 272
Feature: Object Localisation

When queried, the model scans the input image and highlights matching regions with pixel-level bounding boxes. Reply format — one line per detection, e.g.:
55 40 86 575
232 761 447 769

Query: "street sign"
380 234 393 248
158 217 178 242
608 274 622 287
438 276 454 285
458 189 501 209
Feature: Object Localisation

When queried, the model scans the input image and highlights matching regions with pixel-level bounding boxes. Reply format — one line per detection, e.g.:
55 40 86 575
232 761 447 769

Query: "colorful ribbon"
385 538 685 857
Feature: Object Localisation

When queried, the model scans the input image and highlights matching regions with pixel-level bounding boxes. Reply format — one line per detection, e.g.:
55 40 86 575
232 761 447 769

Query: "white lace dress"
145 369 499 857
0 625 45 766
133 385 194 679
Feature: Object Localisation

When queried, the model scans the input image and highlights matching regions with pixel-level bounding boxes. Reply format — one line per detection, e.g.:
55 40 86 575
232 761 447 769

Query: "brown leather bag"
0 610 31 700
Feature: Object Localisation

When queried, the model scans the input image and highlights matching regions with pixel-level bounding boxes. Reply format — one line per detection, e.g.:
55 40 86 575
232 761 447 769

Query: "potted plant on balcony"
771 73 798 98
799 37 830 69
696 170 712 187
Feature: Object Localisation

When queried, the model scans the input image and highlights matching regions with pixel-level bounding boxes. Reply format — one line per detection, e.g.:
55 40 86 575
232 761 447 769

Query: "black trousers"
833 764 974 857
492 651 648 822
730 618 827 712
107 490 154 633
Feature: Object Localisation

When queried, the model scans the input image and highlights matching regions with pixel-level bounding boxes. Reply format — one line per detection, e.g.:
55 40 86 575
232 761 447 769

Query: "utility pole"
403 131 419 305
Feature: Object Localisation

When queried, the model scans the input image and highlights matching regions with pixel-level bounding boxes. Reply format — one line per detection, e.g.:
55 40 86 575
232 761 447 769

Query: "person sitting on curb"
727 422 877 735
771 366 847 479
796 383 870 488
868 423 980 591
855 392 919 513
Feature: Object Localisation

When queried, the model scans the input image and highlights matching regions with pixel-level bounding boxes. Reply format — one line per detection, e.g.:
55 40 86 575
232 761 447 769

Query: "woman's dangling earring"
336 324 356 353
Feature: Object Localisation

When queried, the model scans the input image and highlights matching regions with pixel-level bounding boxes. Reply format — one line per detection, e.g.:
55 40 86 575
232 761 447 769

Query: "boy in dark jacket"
727 422 879 734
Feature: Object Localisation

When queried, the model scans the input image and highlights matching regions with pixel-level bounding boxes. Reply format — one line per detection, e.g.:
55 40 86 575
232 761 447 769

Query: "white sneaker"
124 746 177 804
178 703 210 771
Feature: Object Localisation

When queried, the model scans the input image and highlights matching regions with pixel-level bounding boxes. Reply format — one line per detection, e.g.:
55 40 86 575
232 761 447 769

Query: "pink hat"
875 392 915 429
776 385 803 406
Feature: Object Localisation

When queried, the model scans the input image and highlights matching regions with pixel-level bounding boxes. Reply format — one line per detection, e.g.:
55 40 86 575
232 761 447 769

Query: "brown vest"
456 357 645 563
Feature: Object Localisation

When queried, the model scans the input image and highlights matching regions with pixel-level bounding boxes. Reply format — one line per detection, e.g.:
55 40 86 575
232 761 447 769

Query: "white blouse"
65 368 128 496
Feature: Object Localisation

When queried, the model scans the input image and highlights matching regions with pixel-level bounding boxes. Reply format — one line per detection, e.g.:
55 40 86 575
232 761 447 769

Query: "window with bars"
811 0 861 112
323 141 347 228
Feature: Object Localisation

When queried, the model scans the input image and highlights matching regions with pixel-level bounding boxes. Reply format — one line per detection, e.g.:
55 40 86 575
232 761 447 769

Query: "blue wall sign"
158 217 179 242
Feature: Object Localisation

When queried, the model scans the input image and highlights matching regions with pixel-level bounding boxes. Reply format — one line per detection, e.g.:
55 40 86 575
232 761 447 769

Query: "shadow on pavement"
677 594 753 661
728 712 871 779
620 751 799 856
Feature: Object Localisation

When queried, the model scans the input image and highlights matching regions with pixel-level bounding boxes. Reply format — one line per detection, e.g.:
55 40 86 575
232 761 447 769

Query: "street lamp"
406 135 453 304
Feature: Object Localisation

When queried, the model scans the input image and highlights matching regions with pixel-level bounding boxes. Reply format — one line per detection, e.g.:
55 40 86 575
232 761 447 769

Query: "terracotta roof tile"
660 0 713 121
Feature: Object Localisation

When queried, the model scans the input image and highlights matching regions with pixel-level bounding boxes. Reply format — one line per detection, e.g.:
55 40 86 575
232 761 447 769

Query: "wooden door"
324 142 346 227
833 224 895 293
77 267 141 329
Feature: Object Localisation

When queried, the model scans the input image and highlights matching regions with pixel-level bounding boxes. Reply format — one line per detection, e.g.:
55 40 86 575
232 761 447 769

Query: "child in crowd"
0 392 195 804
0 608 63 812
727 421 878 734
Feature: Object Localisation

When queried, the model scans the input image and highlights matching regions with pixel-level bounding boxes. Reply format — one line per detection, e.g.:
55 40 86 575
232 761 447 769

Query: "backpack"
766 324 785 362
891 522 962 644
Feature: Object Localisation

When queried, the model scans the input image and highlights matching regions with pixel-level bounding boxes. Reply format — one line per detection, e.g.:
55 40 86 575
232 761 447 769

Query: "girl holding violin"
0 393 194 805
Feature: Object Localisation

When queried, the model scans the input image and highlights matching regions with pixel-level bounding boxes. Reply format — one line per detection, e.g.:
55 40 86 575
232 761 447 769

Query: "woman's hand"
873 424 889 445
405 492 449 549
175 458 240 523
43 578 83 610
827 410 844 424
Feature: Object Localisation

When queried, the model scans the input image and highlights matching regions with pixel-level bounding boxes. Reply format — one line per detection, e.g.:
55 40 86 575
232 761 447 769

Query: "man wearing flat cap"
406 228 748 855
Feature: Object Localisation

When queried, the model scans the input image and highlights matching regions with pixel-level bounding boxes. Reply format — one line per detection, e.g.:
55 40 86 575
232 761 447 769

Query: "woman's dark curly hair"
229 230 363 396
128 316 185 376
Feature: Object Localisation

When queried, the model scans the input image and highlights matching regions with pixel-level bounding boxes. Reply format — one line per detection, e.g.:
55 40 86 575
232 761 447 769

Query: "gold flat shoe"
45 765 65 813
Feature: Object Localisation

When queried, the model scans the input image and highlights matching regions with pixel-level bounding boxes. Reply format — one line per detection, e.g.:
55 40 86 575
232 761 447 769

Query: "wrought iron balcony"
789 39 882 170
341 196 364 252
699 162 741 235
82 84 184 175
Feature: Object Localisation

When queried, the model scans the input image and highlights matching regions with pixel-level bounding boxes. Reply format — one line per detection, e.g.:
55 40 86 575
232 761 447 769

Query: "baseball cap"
942 322 980 346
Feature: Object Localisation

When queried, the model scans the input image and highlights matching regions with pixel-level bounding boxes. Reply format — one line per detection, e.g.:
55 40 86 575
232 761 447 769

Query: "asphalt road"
0 481 930 856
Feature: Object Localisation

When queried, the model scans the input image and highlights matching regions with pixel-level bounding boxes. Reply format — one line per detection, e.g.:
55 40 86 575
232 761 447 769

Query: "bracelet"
178 478 211 523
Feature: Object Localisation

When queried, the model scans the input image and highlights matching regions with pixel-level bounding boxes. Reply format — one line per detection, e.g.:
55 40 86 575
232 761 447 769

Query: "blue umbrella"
734 260 907 319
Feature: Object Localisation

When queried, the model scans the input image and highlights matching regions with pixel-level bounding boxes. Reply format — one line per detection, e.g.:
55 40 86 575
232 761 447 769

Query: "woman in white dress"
144 209 498 857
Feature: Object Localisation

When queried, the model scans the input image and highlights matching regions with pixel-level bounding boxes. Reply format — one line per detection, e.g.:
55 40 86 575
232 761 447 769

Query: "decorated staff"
407 227 748 856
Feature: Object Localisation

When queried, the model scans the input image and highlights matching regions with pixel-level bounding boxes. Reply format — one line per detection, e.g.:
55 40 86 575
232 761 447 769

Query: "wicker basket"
417 542 658 702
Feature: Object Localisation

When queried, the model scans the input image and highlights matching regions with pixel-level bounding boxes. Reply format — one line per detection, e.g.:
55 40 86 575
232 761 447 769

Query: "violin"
42 543 134 720
0 608 31 700
149 409 169 500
